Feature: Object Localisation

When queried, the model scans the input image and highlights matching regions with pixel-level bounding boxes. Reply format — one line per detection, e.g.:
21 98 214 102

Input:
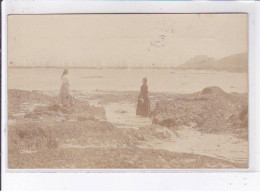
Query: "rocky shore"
151 86 248 139
8 87 248 169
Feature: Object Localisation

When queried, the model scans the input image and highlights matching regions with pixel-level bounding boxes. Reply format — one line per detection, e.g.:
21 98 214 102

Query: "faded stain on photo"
7 14 248 169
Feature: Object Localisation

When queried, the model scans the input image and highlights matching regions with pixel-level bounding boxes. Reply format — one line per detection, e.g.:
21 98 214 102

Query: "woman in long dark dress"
136 77 151 117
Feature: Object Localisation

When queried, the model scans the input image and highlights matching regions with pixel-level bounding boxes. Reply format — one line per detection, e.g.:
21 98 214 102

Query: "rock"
48 104 60 112
153 116 175 127
77 115 97 122
8 89 55 106
202 86 226 96
24 105 63 119
229 106 248 128
151 86 248 134
7 89 107 121
138 124 172 140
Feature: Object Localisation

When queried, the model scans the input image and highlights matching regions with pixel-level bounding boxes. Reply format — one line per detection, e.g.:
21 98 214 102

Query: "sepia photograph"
7 14 248 169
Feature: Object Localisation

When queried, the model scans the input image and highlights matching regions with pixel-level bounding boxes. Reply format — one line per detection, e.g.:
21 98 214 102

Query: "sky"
8 14 248 68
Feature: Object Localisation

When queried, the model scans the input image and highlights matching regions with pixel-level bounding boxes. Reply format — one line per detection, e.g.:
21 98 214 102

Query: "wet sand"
90 99 248 165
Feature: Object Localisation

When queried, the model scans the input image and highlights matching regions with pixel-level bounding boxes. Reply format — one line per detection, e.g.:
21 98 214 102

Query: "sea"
8 68 248 93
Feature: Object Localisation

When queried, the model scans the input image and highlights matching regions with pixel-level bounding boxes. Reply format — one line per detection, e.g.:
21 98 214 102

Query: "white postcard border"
1 0 260 190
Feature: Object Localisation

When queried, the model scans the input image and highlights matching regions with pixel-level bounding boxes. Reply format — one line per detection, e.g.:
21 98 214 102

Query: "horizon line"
8 66 179 69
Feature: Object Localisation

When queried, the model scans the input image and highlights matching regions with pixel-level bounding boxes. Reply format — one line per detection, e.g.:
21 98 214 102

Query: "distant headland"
176 52 248 73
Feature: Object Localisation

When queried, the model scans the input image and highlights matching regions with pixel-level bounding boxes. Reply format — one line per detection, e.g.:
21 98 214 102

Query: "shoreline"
7 87 248 168
8 66 248 74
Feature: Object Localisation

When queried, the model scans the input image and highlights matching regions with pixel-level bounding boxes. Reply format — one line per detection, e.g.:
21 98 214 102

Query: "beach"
7 68 248 168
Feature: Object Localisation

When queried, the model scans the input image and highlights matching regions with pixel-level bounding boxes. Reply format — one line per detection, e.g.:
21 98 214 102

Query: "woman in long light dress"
57 69 74 106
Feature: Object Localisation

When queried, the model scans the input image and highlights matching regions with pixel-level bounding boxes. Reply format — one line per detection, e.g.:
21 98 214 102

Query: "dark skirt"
136 98 150 117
